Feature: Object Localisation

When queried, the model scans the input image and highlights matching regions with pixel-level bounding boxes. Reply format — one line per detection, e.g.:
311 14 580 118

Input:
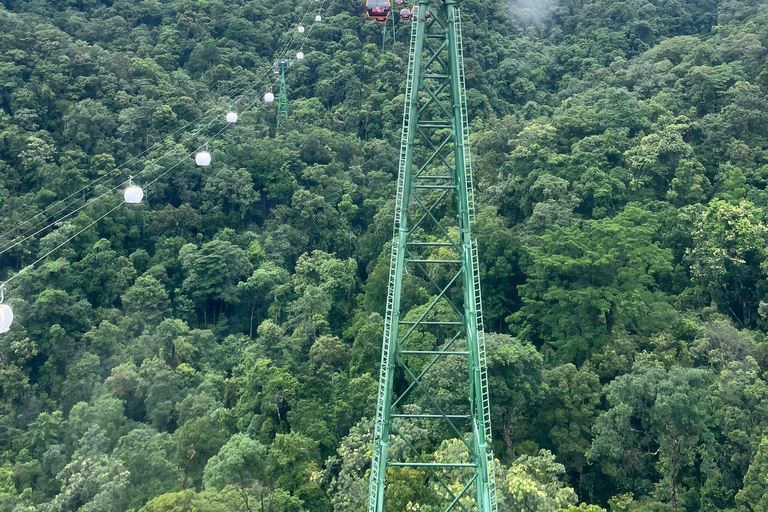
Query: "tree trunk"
669 438 680 509
276 401 284 433
605 304 615 335
178 449 196 489
238 482 252 512
501 416 515 460
261 189 267 220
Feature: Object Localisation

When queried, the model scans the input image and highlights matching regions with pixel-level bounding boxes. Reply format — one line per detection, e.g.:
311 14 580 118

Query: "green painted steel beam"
367 2 498 512
391 414 471 419
399 321 462 325
274 59 291 131
406 259 461 263
399 350 469 355
389 463 476 468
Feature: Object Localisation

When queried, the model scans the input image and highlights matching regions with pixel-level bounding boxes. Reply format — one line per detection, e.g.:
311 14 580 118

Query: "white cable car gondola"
315 14 322 21
0 304 12 333
196 144 212 166
298 25 305 33
296 51 304 60
264 91 275 102
226 111 238 123
124 178 144 204
0 287 12 334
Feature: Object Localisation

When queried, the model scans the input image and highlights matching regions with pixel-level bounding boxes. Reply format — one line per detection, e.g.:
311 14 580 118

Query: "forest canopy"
2 0 768 511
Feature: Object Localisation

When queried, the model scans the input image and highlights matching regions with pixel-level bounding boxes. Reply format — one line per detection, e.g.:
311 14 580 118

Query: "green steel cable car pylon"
273 58 292 131
367 0 498 511
382 13 396 49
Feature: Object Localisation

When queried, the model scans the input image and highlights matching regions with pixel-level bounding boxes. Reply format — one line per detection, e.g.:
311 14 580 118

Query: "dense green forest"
1 0 768 509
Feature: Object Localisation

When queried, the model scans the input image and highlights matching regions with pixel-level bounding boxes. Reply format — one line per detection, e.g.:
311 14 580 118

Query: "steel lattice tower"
367 1 498 511
274 58 292 131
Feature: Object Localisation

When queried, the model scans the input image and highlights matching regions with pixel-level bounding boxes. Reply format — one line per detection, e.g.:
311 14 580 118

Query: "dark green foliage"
1 0 768 510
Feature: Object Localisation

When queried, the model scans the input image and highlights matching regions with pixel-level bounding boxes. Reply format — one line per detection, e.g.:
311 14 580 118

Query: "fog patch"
511 0 559 27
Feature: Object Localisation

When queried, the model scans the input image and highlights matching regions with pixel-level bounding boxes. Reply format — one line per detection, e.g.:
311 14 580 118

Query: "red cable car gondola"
399 7 411 19
366 0 391 22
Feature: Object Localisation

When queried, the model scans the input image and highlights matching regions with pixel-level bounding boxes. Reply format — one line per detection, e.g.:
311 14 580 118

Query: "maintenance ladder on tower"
367 1 498 511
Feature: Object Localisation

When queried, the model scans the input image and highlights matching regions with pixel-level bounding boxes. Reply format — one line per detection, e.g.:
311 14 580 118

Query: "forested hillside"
1 0 768 510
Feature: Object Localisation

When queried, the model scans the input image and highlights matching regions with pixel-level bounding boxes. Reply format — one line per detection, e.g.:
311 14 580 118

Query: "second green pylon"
367 1 498 511
273 58 292 131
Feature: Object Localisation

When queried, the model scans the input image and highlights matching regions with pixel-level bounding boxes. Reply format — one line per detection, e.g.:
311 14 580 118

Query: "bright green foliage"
536 363 601 483
122 275 172 331
0 466 24 512
238 262 290 338
204 434 267 490
736 437 768 512
707 357 768 500
484 334 547 460
324 420 373 512
499 450 578 512
73 238 136 306
59 351 102 411
382 467 439 512
203 433 267 511
174 416 228 490
42 426 131 512
267 433 329 511
590 366 713 510
138 488 239 512
625 122 711 205
114 428 181 509
0 0 766 510
179 240 253 322
687 200 768 326
557 505 607 512
474 206 524 331
513 207 674 363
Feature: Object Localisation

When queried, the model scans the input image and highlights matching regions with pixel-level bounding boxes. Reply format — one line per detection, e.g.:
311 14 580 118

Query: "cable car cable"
0 0 323 283
269 0 320 67
0 112 223 256
1 199 126 289
0 87 270 288
0 66 282 255
297 0 330 55
2 83 254 238
0 47 293 246
2 0 323 241
0 0 329 330
0 84 278 261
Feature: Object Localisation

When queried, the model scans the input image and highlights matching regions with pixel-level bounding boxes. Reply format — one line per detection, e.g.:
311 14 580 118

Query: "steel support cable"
0 88 279 260
0 0 321 244
0 66 278 248
0 66 278 242
0 116 218 257
0 83 277 289
0 68 283 258
297 0 331 54
1 201 125 288
0 0 325 285
273 0 321 63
